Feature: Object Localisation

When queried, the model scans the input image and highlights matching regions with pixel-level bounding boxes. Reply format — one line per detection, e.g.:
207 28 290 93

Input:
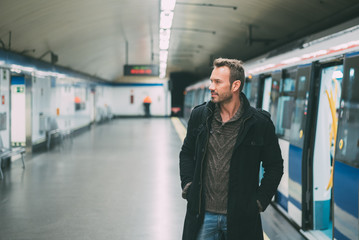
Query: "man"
179 58 283 240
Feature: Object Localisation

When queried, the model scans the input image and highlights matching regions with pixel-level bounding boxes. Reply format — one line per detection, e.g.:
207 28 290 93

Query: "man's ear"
232 80 241 92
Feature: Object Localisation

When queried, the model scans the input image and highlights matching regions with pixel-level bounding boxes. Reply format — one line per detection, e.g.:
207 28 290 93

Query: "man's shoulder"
189 101 211 124
250 107 272 123
192 101 209 114
190 102 206 119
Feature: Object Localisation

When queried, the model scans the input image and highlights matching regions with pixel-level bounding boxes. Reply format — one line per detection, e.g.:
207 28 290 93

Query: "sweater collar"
206 92 250 116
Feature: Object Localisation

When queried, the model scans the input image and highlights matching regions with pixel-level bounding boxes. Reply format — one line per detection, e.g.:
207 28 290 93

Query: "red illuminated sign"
130 69 152 74
124 65 159 76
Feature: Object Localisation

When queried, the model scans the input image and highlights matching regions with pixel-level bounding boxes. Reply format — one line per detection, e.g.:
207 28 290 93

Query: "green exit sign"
16 86 25 93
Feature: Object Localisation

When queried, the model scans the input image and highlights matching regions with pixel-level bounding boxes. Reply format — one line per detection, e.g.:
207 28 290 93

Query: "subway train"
183 18 359 240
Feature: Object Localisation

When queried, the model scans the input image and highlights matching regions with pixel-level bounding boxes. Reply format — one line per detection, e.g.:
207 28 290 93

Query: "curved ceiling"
1 0 358 81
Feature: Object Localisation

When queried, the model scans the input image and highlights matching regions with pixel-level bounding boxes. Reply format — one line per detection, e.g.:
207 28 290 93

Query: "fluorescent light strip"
160 11 174 29
159 0 176 78
161 0 176 11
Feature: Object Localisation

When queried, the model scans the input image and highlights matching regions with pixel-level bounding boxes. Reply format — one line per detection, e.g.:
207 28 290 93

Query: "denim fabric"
197 212 227 240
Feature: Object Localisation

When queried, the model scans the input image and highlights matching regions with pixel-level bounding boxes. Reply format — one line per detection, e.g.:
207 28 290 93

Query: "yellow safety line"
171 117 270 240
171 117 187 142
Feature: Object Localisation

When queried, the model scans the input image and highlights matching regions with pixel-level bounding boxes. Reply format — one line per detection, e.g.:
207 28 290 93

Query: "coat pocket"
245 195 260 217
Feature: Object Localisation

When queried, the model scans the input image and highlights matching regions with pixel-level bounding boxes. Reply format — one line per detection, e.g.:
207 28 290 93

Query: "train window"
297 76 307 96
197 89 205 105
185 91 194 107
261 77 272 112
204 88 211 102
282 77 295 92
336 66 359 168
269 74 281 127
244 80 251 100
275 69 296 140
289 71 310 148
248 75 259 107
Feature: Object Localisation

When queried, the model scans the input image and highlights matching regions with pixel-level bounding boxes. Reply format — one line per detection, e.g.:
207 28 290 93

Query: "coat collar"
205 92 252 118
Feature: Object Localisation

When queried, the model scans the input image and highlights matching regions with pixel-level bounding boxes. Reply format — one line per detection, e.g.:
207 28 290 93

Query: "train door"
258 74 272 181
10 75 32 152
311 61 343 237
261 75 272 112
287 64 312 228
274 68 297 214
333 52 359 240
269 71 281 131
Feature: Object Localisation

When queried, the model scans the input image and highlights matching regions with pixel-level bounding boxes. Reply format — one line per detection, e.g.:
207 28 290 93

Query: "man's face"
209 66 233 104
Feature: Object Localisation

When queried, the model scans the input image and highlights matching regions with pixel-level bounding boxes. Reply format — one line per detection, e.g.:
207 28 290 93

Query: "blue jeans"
197 212 227 240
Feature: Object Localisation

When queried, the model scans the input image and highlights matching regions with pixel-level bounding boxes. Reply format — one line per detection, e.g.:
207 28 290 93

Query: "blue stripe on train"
334 161 359 240
334 228 351 240
289 196 302 210
276 190 288 211
334 161 359 217
288 144 302 210
289 144 302 185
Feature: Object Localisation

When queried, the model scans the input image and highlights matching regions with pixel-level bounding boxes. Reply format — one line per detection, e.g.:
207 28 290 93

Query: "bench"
46 129 73 150
0 136 26 179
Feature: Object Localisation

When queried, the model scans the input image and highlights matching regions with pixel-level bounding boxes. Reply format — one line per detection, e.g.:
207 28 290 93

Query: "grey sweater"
203 102 244 214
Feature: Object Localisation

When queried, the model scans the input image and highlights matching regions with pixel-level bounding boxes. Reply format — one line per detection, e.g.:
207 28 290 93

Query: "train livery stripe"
333 161 359 239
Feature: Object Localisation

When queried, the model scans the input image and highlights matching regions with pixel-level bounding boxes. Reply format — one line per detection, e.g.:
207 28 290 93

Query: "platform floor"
0 118 306 240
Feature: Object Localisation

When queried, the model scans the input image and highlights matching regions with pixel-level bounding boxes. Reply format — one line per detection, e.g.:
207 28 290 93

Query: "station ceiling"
1 0 359 81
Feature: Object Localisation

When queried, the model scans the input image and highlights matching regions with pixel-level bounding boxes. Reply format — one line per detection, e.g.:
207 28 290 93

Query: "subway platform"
0 118 305 240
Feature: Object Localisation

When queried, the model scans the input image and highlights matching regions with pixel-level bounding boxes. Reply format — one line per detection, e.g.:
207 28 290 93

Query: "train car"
183 17 359 240
183 79 211 123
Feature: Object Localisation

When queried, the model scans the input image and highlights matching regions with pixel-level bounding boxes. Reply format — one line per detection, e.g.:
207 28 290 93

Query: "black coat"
179 93 283 240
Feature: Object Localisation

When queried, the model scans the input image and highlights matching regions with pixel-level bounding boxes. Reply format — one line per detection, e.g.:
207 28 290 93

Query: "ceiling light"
159 72 166 78
161 0 176 11
160 11 174 29
160 62 167 69
160 40 169 50
160 29 171 41
160 50 168 62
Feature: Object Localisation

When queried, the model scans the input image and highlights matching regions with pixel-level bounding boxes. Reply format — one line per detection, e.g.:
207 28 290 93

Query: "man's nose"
209 83 215 91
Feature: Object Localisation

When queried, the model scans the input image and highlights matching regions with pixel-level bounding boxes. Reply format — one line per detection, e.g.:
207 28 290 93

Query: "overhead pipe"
176 2 237 10
172 27 216 35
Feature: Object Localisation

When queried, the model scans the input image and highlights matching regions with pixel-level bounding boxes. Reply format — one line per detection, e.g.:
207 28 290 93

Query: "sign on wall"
124 65 159 76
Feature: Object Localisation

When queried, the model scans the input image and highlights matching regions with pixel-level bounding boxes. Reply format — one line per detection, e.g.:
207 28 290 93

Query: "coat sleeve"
257 119 284 211
179 108 200 189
